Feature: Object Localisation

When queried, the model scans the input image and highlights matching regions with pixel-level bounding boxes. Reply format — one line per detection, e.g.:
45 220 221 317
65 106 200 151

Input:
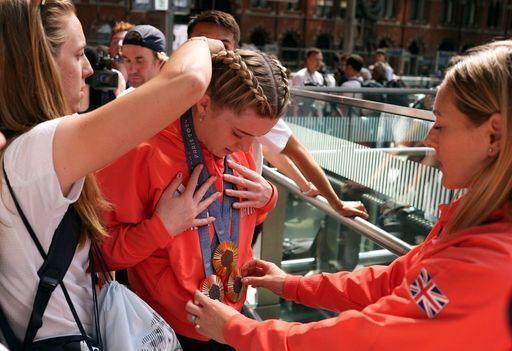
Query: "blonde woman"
0 0 222 349
187 41 512 350
96 50 290 351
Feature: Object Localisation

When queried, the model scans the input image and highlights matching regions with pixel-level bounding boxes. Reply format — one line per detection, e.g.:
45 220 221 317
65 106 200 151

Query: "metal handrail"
298 86 437 95
291 88 435 122
263 165 413 256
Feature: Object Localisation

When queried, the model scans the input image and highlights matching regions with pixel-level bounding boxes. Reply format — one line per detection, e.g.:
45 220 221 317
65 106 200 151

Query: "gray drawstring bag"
98 281 182 351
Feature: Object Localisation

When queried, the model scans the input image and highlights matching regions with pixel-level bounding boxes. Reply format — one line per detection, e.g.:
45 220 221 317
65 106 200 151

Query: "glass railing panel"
280 92 460 246
270 186 395 323
252 168 412 322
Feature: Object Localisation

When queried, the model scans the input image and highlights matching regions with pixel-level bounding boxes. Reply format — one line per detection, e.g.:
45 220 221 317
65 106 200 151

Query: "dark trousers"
176 334 235 351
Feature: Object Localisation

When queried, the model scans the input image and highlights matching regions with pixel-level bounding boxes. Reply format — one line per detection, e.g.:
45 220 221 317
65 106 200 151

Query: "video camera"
85 48 119 92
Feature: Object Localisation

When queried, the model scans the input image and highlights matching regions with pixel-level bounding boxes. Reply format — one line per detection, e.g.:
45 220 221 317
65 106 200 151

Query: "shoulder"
412 230 512 296
341 79 361 88
5 117 69 184
257 119 292 152
294 68 307 76
96 135 164 187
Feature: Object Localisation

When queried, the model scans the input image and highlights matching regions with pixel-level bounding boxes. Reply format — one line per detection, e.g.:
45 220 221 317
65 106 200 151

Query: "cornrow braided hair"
209 50 290 118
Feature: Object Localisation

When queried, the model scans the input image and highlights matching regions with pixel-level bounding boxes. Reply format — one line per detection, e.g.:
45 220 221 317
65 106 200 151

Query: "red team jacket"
224 200 512 350
96 119 277 340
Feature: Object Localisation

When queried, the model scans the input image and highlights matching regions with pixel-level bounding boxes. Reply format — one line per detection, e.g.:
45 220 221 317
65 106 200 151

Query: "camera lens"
98 73 112 84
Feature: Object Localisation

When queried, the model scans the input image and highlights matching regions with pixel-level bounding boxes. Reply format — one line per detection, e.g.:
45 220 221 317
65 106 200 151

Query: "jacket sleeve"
281 253 408 312
96 146 173 270
255 181 278 225
224 243 512 351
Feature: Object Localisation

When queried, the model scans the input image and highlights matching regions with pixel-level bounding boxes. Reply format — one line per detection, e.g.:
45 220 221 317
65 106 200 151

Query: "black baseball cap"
122 25 166 53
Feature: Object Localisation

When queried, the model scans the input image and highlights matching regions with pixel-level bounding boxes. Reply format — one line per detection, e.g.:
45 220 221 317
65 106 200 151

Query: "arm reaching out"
54 38 224 194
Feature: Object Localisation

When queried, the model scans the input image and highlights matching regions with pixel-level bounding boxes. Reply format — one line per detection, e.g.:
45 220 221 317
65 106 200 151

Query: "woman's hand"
223 159 273 209
156 164 220 236
205 38 225 54
185 290 240 344
240 259 287 296
332 200 369 219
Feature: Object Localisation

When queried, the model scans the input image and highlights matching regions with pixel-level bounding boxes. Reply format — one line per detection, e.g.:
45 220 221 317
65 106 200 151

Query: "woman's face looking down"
195 98 278 158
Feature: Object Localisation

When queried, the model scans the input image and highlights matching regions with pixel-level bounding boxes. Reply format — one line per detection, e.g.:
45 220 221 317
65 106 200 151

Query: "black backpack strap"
2 164 95 351
0 305 21 350
23 206 81 349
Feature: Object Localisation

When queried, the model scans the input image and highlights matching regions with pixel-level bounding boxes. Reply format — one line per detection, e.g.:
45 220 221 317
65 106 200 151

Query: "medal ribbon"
181 111 240 277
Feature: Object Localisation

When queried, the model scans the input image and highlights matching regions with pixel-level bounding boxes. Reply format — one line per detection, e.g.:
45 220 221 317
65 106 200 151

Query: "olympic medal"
199 275 224 302
212 241 238 279
226 269 246 303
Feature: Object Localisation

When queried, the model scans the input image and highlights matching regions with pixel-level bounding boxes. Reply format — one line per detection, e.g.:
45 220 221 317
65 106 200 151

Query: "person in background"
122 24 168 88
109 21 135 82
318 62 336 87
374 48 394 81
188 11 367 218
187 10 240 50
0 0 223 348
185 40 512 351
334 53 349 86
292 48 325 87
340 54 364 100
359 67 371 83
361 62 386 105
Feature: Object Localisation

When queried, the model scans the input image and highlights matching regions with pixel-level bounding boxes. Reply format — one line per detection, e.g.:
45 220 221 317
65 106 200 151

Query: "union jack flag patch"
409 268 449 319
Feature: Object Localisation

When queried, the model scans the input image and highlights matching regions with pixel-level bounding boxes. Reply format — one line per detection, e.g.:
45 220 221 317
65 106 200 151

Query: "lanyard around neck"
180 111 240 276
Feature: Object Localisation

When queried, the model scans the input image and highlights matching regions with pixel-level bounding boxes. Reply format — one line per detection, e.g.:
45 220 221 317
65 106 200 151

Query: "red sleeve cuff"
282 274 302 301
224 313 259 347
257 181 278 215
147 212 174 249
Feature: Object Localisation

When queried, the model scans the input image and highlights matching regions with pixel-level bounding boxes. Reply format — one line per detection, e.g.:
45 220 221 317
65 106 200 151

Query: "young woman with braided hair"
96 49 290 351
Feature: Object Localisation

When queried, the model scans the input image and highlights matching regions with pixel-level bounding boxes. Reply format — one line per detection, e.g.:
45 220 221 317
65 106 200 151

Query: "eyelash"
233 131 243 139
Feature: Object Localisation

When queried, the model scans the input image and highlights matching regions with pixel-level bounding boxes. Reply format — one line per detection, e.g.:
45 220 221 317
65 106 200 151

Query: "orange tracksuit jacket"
96 119 277 340
224 200 512 350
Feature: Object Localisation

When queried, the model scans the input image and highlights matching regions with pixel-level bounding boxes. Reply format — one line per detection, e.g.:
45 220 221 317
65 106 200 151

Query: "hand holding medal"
240 259 287 296
186 290 240 344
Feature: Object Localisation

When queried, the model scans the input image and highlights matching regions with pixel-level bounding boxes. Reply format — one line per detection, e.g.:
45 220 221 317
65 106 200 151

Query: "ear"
195 94 212 118
487 112 503 156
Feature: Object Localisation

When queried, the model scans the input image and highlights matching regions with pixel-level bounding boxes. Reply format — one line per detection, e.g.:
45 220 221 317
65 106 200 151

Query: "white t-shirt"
252 118 292 174
341 77 364 99
291 68 325 87
0 117 91 342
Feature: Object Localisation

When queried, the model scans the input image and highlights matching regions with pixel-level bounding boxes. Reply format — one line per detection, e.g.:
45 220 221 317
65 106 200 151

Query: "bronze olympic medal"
226 269 247 303
199 275 224 302
212 241 238 279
